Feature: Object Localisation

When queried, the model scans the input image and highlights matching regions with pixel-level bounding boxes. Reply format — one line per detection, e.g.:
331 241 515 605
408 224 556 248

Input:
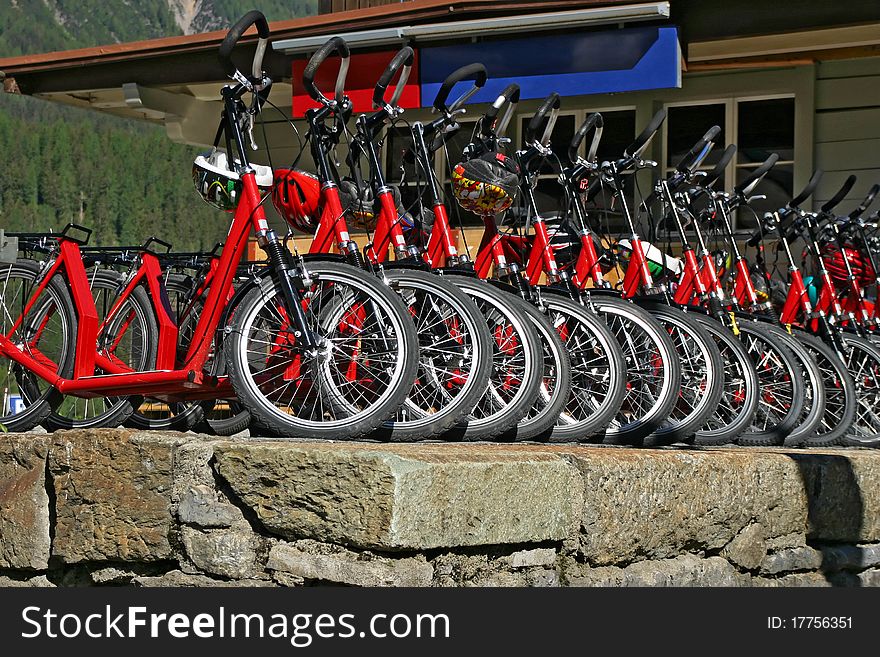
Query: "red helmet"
272 169 322 233
821 243 875 287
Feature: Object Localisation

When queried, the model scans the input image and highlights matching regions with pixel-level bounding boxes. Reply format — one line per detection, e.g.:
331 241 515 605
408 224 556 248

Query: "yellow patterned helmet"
451 152 520 216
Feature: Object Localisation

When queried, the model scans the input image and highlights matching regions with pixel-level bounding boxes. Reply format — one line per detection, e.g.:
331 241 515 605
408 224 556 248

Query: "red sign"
292 49 421 118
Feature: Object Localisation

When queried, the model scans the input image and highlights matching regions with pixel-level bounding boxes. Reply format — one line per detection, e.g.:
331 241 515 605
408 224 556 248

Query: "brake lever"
246 113 258 151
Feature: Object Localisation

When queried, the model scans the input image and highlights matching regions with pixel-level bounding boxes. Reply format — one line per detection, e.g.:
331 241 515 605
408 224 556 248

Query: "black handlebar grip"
433 63 487 112
434 63 489 112
788 169 823 209
569 113 603 165
676 125 721 173
373 46 414 108
303 36 350 103
734 152 780 195
218 11 270 78
625 108 667 158
482 83 520 136
703 144 737 187
821 174 857 214
525 92 561 144
850 183 880 219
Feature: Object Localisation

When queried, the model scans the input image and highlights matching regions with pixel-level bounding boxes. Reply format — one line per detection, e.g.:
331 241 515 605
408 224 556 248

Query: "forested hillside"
0 1 317 250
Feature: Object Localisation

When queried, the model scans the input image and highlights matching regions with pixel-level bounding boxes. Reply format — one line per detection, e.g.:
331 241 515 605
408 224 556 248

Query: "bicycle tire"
372 268 493 441
541 292 626 442
226 261 419 439
0 259 77 432
792 330 857 447
735 320 806 446
500 296 572 442
445 275 544 441
772 326 825 447
690 314 760 446
840 334 880 447
582 294 681 446
642 305 725 447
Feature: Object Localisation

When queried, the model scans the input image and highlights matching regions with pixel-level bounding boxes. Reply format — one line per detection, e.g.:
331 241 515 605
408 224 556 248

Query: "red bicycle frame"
0 165 268 400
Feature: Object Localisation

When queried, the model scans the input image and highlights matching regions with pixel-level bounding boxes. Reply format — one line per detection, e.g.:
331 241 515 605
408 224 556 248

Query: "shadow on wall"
788 452 865 586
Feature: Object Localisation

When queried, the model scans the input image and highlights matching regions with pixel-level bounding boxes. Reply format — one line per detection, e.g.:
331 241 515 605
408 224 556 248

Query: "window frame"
661 93 796 230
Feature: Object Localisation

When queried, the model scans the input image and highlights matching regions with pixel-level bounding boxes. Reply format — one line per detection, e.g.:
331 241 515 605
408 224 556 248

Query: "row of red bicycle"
2 10 879 447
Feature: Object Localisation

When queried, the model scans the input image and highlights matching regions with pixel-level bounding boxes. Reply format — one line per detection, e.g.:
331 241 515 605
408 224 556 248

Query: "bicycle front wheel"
446 276 544 441
585 295 681 446
642 305 725 447
225 262 419 439
691 314 759 446
0 260 77 432
841 334 880 447
793 330 856 447
374 269 493 442
542 292 626 442
736 321 806 446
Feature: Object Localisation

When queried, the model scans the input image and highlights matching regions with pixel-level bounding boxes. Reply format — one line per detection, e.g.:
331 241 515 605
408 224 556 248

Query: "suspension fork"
411 123 460 268
570 211 606 290
708 197 759 314
304 106 363 267
249 168 318 353
607 163 653 298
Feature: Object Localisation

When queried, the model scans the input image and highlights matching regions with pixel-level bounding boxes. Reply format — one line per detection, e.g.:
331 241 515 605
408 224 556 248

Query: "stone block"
49 430 184 563
267 542 433 587
215 443 582 550
0 435 50 570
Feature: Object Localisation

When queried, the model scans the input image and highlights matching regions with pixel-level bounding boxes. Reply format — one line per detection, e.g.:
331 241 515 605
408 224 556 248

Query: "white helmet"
192 149 272 212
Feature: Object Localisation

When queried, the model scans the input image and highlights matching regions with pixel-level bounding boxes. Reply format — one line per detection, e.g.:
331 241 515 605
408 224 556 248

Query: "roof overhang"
688 23 880 71
273 2 670 53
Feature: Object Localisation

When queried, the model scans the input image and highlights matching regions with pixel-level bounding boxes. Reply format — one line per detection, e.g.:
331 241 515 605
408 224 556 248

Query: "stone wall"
1 429 879 587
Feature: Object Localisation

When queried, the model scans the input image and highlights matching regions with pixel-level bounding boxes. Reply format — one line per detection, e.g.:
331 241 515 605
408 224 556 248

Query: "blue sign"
7 395 23 415
420 26 681 105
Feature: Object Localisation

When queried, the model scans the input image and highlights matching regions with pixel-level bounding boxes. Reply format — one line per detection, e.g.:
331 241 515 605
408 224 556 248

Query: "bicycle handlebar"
141 236 173 255
218 11 270 80
303 36 350 106
525 92 561 146
820 174 856 214
625 108 666 158
703 144 736 187
569 113 603 165
61 223 93 245
676 125 721 173
482 83 520 137
788 169 823 209
433 63 487 113
849 183 880 219
733 152 779 196
373 46 414 109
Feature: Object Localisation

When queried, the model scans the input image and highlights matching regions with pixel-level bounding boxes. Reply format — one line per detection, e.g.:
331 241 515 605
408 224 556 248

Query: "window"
666 103 727 168
735 98 795 228
383 125 423 214
595 110 637 164
663 96 796 230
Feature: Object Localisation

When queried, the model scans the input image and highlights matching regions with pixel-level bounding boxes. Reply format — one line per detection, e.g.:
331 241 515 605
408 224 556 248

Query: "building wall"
814 57 880 206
